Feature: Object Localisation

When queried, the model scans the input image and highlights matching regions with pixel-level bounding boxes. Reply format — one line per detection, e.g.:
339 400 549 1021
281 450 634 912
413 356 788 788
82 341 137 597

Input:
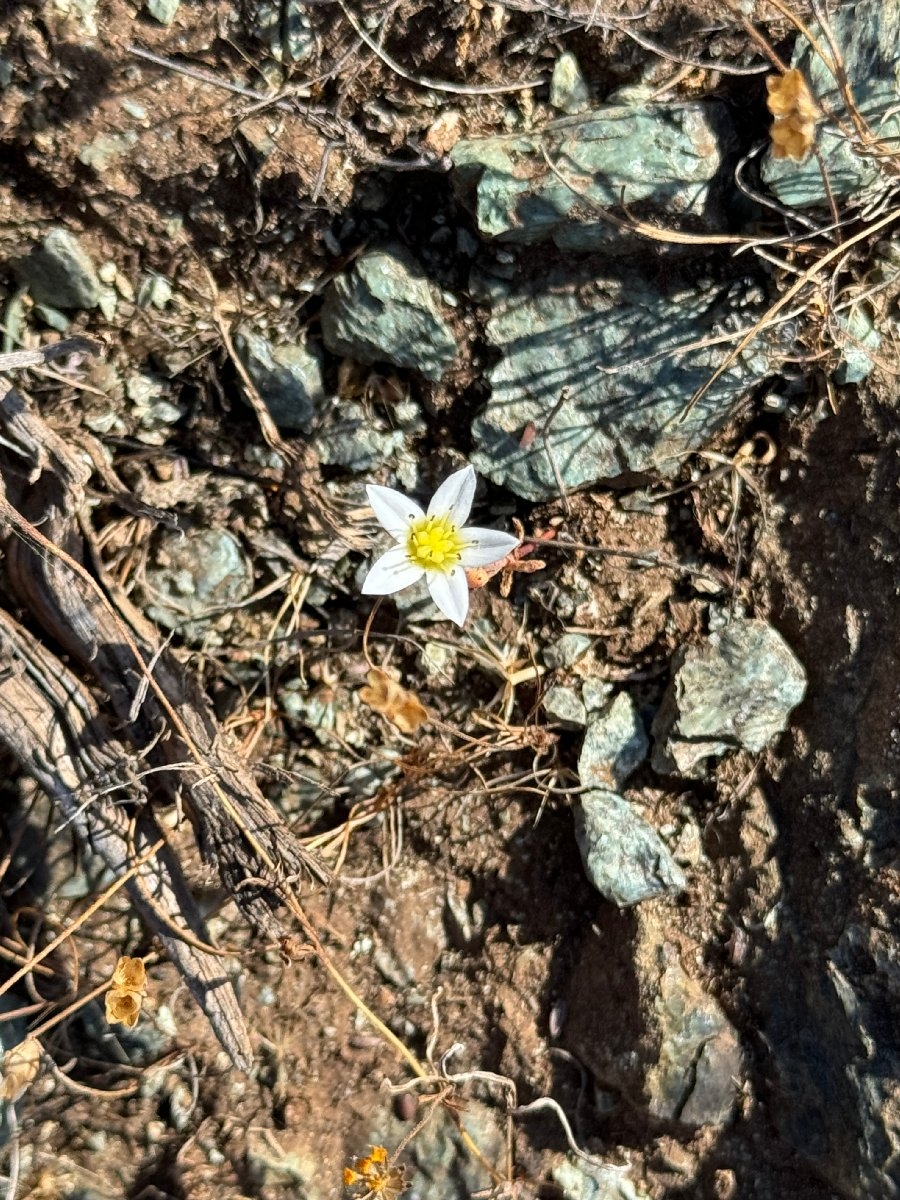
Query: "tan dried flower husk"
1 1036 41 1102
105 955 147 1028
359 669 429 734
767 69 818 161
111 956 146 993
105 988 142 1029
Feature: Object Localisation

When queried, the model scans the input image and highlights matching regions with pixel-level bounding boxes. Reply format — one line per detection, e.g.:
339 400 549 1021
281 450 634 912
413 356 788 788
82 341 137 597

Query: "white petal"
458 527 521 569
362 545 425 595
426 566 470 626
427 465 476 527
366 484 424 539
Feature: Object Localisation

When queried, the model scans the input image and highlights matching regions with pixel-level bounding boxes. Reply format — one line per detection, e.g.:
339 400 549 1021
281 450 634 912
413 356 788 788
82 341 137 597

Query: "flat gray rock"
652 618 807 777
452 101 730 249
142 528 253 640
646 941 744 1126
543 684 588 727
250 0 316 63
573 789 686 907
14 227 101 310
321 247 458 381
471 265 771 501
550 52 591 115
543 632 594 669
235 329 325 433
145 0 179 23
579 693 649 788
553 1158 642 1200
566 912 744 1130
313 399 407 471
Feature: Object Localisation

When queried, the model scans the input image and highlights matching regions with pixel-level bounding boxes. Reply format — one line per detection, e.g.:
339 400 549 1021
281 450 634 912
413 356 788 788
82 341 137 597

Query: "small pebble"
394 1092 418 1122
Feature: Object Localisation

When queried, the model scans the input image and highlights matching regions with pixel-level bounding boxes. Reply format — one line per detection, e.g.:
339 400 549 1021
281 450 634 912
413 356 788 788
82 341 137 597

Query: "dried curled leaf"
767 70 818 161
106 954 147 1028
359 669 429 734
0 1036 41 1102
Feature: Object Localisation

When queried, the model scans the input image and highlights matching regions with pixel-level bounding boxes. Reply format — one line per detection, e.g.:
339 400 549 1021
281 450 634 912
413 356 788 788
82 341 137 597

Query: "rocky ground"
0 1 899 1199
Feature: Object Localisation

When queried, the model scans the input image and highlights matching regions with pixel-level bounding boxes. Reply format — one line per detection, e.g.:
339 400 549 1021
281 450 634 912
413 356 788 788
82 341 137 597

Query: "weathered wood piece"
0 355 332 1067
0 609 254 1072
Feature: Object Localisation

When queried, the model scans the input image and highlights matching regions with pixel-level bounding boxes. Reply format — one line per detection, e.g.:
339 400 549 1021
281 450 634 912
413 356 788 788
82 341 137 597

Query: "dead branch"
0 609 254 1071
0 367 336 1063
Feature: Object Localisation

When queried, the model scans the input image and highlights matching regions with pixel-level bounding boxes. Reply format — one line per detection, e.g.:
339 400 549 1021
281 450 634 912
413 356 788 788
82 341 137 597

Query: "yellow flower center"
407 514 463 572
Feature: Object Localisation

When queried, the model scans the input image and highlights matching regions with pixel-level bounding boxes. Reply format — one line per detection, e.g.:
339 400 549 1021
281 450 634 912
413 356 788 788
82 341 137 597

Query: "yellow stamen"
407 514 463 572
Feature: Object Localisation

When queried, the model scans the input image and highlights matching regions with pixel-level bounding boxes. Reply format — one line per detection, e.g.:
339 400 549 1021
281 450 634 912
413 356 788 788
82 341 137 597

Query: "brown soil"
1 3 898 1200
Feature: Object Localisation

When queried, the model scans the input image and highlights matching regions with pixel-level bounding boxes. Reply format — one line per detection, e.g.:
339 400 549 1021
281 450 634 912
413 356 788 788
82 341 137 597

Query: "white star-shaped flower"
362 465 521 626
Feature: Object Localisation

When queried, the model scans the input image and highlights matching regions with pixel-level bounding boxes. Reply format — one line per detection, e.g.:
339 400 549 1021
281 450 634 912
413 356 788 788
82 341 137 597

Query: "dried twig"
0 367 338 1064
0 337 99 372
0 611 254 1070
679 207 900 419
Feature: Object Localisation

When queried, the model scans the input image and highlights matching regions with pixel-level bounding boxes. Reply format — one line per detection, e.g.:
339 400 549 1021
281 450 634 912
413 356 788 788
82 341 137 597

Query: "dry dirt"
1 3 898 1200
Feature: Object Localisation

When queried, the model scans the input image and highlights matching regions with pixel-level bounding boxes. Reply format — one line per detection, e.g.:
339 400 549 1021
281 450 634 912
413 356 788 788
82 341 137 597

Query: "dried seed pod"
105 954 148 1028
0 1036 41 1102
767 70 818 161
